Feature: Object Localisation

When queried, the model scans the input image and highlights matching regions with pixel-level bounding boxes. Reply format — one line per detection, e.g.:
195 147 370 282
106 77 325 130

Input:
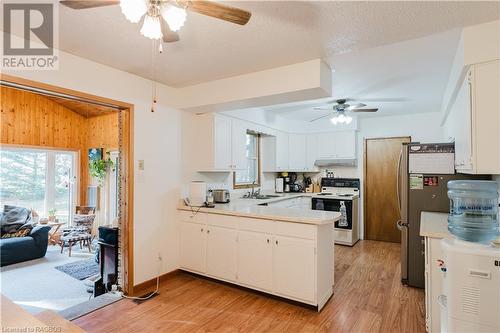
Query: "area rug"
55 259 99 280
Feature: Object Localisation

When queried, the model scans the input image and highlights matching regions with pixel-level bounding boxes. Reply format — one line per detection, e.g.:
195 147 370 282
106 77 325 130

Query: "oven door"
312 198 353 229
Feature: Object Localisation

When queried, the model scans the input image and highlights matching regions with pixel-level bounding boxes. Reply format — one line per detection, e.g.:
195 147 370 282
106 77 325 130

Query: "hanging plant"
89 152 114 187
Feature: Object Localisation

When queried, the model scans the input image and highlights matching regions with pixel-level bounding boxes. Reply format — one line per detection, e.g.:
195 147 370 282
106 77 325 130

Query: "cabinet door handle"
267 239 269 244
207 229 210 234
201 228 204 232
275 240 278 245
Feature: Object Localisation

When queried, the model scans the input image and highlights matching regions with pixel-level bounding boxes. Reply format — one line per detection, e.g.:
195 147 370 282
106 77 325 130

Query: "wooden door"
364 136 411 242
237 231 273 291
206 225 238 281
273 235 316 302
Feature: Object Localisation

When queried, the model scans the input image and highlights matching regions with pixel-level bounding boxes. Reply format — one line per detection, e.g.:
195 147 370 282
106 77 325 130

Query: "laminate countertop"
420 211 452 239
178 194 341 225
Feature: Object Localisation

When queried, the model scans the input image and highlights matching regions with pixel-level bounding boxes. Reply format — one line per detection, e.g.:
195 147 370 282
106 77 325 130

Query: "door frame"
363 136 411 240
0 74 135 294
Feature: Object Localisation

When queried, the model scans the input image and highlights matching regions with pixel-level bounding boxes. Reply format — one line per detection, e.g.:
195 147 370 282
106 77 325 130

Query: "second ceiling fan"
60 0 252 43
310 98 379 124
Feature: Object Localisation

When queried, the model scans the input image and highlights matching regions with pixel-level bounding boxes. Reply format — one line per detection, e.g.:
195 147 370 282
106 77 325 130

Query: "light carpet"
0 245 94 314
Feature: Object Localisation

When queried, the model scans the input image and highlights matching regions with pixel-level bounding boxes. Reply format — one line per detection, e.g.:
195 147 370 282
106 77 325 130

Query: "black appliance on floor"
94 226 119 297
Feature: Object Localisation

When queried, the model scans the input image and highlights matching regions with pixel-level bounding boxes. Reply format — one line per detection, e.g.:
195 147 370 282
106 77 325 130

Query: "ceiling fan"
60 0 252 43
310 98 378 124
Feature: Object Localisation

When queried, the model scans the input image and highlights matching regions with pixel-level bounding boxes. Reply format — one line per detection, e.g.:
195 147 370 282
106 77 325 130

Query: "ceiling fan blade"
309 113 333 122
350 108 379 113
184 0 251 25
353 98 407 102
347 103 366 110
160 20 180 43
60 0 118 9
313 107 333 111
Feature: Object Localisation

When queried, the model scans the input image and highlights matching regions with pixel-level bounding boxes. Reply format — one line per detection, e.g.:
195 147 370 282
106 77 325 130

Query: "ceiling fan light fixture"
330 113 352 125
161 3 187 32
141 14 163 40
120 0 147 23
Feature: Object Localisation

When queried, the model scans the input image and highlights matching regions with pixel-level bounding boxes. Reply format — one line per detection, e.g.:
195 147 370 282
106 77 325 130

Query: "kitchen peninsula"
177 195 340 311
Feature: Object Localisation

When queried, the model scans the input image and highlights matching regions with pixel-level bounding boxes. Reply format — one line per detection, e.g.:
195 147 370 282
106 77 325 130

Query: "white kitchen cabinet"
317 131 356 159
276 131 289 171
178 210 334 310
179 221 207 273
213 114 232 170
288 134 307 171
445 60 500 174
273 235 316 302
231 119 248 171
317 132 337 159
305 134 319 171
335 131 356 158
237 230 273 291
189 113 248 172
206 225 238 281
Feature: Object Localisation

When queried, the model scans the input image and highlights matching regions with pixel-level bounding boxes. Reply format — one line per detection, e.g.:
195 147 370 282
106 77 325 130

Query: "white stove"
312 178 360 246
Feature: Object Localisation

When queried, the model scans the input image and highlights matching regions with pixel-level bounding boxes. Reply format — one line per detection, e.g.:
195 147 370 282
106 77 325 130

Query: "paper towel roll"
189 181 207 207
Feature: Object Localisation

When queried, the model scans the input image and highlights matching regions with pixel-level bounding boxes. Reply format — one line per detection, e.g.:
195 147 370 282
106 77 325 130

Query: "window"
0 146 77 224
234 132 260 188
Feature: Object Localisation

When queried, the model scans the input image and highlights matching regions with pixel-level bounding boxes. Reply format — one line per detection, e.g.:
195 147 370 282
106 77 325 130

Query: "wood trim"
0 74 133 109
1 74 134 295
132 270 180 296
0 143 80 152
363 136 411 240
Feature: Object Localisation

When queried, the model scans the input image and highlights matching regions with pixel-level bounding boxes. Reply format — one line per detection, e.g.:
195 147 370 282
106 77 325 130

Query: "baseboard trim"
131 269 180 296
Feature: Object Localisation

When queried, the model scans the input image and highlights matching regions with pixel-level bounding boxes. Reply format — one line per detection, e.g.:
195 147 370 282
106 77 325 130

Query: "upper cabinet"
288 134 306 171
317 131 356 159
445 60 500 174
262 130 356 172
190 113 248 172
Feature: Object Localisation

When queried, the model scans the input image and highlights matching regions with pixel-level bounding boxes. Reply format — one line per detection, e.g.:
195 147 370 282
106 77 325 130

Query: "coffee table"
45 221 65 245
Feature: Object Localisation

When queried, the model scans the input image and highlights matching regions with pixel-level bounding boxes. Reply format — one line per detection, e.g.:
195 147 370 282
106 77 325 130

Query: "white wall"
4 47 182 285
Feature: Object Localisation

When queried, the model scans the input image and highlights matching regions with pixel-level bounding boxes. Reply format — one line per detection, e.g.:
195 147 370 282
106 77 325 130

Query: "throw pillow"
0 205 32 235
73 214 96 233
1 228 31 239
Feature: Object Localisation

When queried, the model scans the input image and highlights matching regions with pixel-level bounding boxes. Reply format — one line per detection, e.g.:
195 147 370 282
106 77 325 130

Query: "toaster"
213 189 230 203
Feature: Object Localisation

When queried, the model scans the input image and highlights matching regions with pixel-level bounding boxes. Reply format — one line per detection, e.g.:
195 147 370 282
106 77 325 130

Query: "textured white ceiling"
262 28 463 119
56 1 500 87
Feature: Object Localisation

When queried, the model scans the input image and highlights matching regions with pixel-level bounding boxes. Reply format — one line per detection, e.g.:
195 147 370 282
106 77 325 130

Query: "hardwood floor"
74 240 425 333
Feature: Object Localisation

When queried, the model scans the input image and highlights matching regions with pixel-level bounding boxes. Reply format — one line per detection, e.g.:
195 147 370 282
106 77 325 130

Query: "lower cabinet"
206 226 238 281
273 235 316 302
178 211 333 310
179 221 207 273
237 230 273 291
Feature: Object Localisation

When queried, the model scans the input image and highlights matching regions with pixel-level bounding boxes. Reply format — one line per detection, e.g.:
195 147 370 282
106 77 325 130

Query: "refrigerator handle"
396 147 403 218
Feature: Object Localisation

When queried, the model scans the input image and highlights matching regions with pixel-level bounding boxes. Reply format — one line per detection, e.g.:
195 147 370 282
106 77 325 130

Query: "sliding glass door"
0 147 78 224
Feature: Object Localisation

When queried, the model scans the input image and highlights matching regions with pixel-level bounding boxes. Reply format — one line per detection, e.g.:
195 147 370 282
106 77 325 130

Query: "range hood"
314 158 357 167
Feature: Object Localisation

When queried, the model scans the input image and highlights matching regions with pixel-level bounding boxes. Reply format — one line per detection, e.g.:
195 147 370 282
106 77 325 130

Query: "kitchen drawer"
179 210 207 224
206 213 238 229
239 217 275 234
334 229 351 243
273 221 316 240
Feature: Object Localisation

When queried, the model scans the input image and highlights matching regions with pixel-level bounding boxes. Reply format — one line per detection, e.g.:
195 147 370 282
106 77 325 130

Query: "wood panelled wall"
0 86 118 206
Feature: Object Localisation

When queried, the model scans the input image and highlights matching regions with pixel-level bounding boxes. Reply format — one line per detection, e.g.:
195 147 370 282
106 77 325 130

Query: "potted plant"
89 151 115 187
48 208 57 222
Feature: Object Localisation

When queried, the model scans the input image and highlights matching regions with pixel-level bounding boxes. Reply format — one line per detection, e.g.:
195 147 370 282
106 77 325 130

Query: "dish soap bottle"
339 201 348 227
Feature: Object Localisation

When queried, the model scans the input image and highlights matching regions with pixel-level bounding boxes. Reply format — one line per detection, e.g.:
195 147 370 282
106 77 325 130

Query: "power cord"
120 255 162 301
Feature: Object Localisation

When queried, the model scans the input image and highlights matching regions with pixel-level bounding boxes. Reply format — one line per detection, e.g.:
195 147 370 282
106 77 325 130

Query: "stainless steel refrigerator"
396 142 489 288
